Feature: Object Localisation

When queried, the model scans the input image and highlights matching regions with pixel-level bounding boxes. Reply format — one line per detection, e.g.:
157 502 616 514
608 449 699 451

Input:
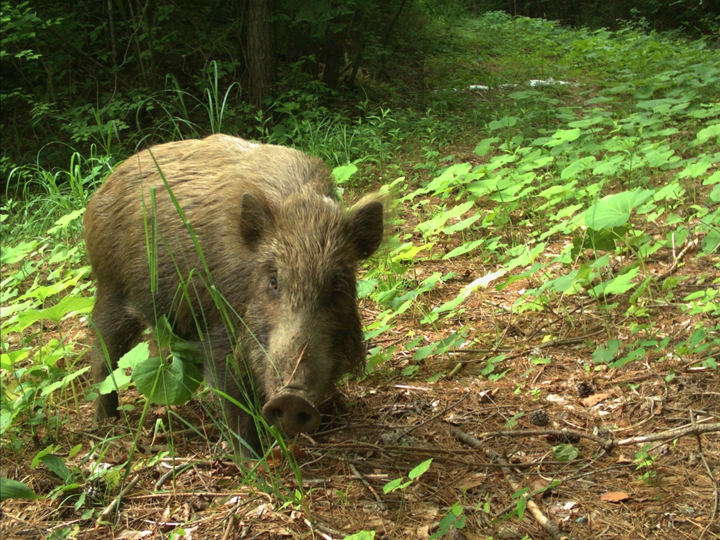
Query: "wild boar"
84 134 384 455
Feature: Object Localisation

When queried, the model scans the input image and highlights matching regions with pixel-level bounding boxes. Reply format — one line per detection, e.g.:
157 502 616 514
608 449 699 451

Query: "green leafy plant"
383 458 433 494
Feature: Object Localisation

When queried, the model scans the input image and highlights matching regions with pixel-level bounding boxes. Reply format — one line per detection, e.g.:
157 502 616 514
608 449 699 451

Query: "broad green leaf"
553 444 580 461
678 157 711 179
0 410 14 436
1 240 39 265
590 267 639 296
443 201 475 220
31 445 60 468
695 124 720 144
47 209 85 234
561 156 596 179
704 170 720 185
593 154 626 176
568 116 607 128
332 163 358 184
473 137 500 156
357 278 378 299
42 366 91 396
40 454 73 482
504 243 545 272
593 340 622 364
383 477 410 494
519 154 554 172
0 477 39 501
487 153 518 171
443 239 484 260
416 201 474 235
546 269 585 294
408 458 433 480
644 147 676 168
488 116 518 131
584 189 654 230
390 242 433 262
414 332 465 360
1 349 30 369
654 181 684 202
343 532 375 540
613 347 645 368
443 213 480 234
133 353 202 406
425 163 474 193
708 185 720 203
12 295 94 333
19 269 87 302
97 342 151 394
701 229 720 254
544 128 581 147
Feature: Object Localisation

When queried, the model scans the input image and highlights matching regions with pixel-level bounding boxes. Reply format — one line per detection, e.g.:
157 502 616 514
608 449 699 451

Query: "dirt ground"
2 234 719 540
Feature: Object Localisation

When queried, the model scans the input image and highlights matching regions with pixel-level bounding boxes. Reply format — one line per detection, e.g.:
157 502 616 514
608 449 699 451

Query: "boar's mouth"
261 389 321 435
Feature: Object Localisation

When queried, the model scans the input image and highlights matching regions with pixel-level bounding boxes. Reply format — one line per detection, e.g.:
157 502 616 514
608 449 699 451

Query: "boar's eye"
268 275 279 292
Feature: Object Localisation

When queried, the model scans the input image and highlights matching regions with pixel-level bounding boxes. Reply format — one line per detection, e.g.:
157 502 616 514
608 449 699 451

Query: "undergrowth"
1 11 718 540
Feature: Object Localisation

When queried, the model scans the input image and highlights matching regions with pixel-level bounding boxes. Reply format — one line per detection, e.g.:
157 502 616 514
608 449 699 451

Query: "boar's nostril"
262 392 321 434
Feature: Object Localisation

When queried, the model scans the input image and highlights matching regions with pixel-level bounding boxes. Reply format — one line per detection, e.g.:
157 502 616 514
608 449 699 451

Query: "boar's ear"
240 192 271 248
348 199 384 260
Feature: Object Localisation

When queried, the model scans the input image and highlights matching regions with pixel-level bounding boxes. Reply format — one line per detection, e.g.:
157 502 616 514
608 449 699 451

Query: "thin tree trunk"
322 31 344 90
107 0 118 71
107 0 119 94
126 0 149 87
138 0 156 87
382 0 410 47
34 38 56 103
246 0 275 109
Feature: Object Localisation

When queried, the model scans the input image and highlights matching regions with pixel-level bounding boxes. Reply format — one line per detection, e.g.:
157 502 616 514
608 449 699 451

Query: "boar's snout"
262 391 321 434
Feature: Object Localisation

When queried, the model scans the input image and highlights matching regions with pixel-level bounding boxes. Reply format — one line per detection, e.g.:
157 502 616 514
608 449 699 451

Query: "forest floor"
2 172 719 540
2 11 720 540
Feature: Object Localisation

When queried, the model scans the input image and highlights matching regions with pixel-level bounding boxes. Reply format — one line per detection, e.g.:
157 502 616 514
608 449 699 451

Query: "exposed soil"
2 218 719 540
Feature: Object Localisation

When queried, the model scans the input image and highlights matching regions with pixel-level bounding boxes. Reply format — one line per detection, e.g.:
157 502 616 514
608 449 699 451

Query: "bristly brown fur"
84 134 386 455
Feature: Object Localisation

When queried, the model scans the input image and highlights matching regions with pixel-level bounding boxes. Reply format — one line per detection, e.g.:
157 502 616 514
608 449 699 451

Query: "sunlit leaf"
332 163 358 184
1 240 39 265
584 189 654 230
12 295 94 332
408 458 433 480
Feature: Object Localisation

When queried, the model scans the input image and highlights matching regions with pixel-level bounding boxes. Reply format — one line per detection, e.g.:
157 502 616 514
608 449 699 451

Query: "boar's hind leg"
91 287 144 421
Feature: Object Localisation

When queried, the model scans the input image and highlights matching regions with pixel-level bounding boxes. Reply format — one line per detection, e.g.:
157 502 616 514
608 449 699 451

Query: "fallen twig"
614 422 720 447
99 474 141 521
349 462 389 513
311 520 347 539
154 463 195 490
467 427 608 447
657 236 700 280
221 501 241 540
451 427 567 540
403 392 469 435
691 412 719 540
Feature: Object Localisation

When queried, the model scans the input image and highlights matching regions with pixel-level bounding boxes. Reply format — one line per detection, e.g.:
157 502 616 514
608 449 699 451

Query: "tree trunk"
246 0 275 109
321 31 344 90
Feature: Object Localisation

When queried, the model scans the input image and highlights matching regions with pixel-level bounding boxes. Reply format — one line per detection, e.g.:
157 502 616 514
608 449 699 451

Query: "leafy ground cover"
1 12 719 540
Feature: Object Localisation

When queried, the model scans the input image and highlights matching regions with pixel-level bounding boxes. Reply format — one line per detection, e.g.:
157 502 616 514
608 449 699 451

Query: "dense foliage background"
2 0 718 179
